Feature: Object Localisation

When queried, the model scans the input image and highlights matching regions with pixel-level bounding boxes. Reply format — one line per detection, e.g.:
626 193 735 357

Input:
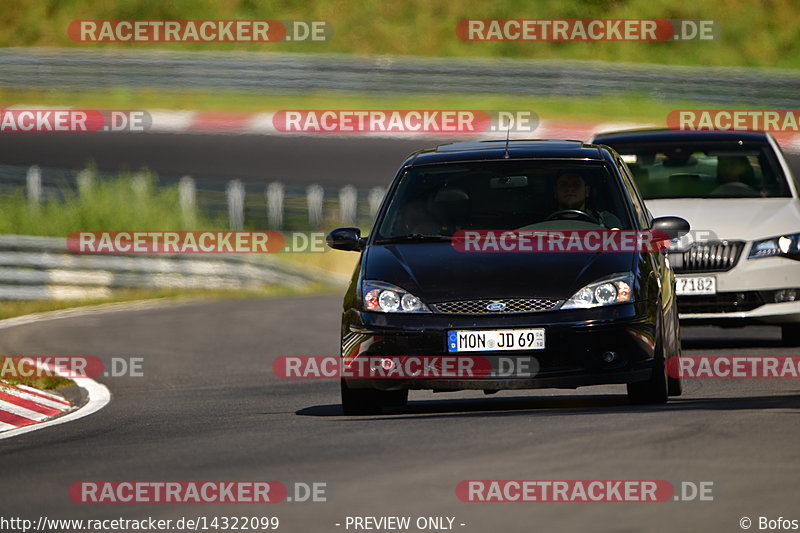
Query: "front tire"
340 379 408 415
668 372 683 396
627 329 669 405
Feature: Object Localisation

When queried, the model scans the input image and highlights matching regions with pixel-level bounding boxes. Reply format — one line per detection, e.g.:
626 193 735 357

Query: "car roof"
403 140 612 167
591 127 771 144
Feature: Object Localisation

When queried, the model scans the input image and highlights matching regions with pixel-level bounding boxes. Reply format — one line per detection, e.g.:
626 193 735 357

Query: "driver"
716 156 756 187
553 172 622 228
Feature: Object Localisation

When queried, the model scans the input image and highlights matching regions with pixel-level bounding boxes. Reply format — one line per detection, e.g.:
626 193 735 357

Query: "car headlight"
749 233 800 259
362 281 430 313
561 273 634 309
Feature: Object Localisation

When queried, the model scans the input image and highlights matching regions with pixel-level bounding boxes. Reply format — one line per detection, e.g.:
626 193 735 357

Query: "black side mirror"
326 227 365 251
651 216 690 241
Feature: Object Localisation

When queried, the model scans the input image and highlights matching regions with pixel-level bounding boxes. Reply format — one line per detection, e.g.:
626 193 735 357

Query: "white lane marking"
0 399 48 421
0 297 202 331
1 386 71 410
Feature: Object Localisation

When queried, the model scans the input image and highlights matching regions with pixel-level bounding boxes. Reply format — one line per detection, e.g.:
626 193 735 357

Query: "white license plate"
447 328 545 352
676 276 716 295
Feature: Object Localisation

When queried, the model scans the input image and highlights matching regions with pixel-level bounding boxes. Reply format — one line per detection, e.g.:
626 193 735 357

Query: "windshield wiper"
374 233 452 244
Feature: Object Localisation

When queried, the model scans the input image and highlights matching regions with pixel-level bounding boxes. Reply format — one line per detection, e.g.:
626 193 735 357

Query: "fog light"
601 351 617 364
380 358 395 371
774 289 798 303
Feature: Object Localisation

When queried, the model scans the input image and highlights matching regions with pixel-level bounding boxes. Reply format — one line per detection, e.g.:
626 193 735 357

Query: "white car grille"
669 241 744 273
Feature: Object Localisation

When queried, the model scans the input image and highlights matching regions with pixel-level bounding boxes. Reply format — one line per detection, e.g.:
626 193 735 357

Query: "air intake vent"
669 241 744 273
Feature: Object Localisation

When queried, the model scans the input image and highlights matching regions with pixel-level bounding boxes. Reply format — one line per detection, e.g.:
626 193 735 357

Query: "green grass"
0 171 226 236
0 357 74 390
0 171 358 331
0 171 359 333
1 0 799 69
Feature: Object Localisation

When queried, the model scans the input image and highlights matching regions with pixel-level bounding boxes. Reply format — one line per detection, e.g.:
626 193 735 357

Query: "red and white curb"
0 381 72 430
143 111 800 152
0 365 110 441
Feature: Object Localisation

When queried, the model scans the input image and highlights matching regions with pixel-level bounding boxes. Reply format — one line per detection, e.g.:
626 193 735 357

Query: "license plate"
447 329 545 352
676 276 716 295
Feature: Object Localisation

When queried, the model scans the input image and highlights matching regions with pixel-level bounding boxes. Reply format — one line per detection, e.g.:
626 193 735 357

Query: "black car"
327 140 690 414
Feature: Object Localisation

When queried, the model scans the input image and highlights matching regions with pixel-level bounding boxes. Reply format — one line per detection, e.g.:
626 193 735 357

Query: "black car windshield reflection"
375 160 633 242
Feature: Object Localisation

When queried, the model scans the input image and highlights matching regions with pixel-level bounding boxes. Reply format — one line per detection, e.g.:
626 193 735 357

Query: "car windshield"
603 141 792 199
375 160 633 241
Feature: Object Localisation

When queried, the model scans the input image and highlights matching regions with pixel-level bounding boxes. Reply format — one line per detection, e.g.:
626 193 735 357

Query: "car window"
617 158 651 229
605 142 791 199
375 160 634 239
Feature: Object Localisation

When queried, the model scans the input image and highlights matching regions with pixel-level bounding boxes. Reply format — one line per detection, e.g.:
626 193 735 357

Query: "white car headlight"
561 273 634 309
362 281 430 313
749 233 800 259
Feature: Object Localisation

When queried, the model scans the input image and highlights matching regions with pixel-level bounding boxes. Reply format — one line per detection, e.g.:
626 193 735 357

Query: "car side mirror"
651 216 690 241
326 227 366 251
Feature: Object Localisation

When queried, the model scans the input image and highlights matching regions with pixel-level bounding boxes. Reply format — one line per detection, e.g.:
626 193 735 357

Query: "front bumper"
679 300 800 326
675 255 800 326
341 301 659 391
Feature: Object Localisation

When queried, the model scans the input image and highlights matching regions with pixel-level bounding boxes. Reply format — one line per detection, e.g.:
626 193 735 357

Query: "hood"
647 198 800 242
363 242 636 303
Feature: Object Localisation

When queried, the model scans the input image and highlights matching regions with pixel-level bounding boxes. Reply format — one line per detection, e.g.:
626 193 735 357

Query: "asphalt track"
1 131 796 187
1 297 799 532
0 133 434 187
0 135 799 532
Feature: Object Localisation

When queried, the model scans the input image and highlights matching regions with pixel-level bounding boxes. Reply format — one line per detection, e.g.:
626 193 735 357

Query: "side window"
618 159 651 229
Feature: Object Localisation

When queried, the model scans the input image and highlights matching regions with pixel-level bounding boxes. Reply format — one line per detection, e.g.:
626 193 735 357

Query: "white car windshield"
609 142 792 199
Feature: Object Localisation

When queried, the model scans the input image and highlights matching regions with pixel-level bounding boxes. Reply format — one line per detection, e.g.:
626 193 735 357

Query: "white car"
592 129 800 345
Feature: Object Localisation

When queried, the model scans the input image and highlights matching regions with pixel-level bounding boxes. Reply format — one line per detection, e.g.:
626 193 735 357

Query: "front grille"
432 298 560 315
668 241 744 273
677 291 764 314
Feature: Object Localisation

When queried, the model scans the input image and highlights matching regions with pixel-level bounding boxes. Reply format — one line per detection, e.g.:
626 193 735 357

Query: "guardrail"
0 163 385 232
1 48 800 106
0 235 347 300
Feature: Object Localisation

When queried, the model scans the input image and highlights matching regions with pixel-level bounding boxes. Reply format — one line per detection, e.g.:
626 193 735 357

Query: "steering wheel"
545 209 601 225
